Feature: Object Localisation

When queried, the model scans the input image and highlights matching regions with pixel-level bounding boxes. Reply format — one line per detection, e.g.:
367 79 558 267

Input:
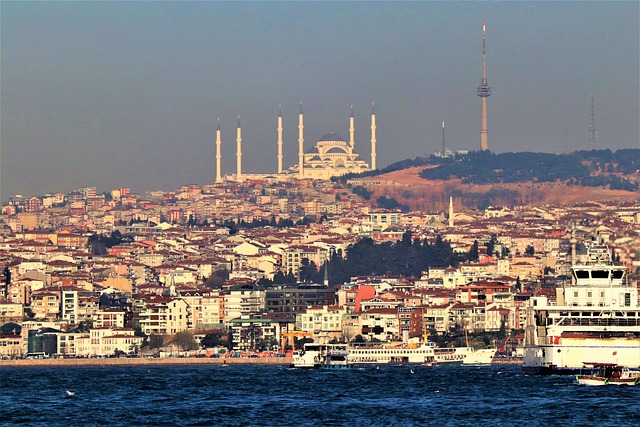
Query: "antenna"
442 121 446 156
477 21 491 151
589 94 598 149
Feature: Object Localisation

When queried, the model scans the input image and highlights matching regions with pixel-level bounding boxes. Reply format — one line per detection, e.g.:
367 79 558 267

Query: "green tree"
468 240 479 262
201 331 230 349
171 331 198 351
203 269 230 288
148 334 165 350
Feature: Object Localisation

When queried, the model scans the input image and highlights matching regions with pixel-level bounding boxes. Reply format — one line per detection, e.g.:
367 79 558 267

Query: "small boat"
576 363 640 386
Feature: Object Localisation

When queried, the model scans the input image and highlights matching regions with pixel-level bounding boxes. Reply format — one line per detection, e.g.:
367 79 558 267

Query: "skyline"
1 1 638 200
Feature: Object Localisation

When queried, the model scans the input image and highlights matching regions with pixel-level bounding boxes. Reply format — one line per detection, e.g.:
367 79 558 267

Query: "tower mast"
589 94 598 148
442 121 446 156
477 21 491 151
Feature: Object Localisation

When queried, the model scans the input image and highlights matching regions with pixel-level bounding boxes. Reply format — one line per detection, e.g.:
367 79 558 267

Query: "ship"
291 343 351 369
523 244 640 375
347 342 435 365
433 346 497 365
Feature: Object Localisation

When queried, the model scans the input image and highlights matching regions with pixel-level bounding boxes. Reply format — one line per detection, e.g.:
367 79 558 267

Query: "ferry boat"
347 342 435 365
523 244 640 375
434 347 471 364
291 343 351 369
462 348 497 365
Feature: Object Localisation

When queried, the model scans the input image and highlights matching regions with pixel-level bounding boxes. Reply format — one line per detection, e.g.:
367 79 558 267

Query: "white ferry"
434 347 470 364
434 346 497 365
523 244 640 375
348 342 435 365
291 343 351 369
462 348 497 365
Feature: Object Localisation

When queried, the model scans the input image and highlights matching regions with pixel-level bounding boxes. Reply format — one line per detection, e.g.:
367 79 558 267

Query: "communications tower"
477 21 491 151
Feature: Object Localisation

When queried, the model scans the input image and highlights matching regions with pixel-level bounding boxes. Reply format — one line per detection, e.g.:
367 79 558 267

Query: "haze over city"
1 1 638 200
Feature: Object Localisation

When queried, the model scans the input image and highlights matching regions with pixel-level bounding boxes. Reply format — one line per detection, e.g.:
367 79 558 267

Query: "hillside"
346 149 640 211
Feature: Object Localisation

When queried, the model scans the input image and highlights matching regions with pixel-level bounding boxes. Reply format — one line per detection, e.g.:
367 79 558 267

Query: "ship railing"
549 317 640 328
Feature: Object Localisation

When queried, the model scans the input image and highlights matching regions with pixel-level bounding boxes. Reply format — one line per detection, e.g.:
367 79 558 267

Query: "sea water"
0 364 638 426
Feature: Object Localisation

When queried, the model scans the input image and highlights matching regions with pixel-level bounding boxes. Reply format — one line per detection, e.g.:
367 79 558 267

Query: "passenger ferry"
291 343 351 369
348 342 435 365
523 244 640 375
433 346 497 365
433 347 470 364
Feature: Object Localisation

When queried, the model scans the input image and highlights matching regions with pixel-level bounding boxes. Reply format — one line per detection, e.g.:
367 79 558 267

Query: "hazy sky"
1 1 638 200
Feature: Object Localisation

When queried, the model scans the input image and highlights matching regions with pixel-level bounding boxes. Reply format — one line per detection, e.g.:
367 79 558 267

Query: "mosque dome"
325 146 348 154
318 132 346 142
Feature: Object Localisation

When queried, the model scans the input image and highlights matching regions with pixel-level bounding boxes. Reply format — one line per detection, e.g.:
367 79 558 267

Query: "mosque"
215 105 377 182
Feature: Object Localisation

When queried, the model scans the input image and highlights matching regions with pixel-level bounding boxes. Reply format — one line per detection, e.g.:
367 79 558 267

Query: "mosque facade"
293 131 370 180
217 105 377 182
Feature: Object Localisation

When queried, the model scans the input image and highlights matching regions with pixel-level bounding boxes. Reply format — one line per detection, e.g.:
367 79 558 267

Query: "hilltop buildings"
1 178 639 358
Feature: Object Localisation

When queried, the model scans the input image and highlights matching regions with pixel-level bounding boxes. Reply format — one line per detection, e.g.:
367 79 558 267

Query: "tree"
147 334 165 350
525 245 535 256
171 331 198 352
201 331 230 349
486 236 496 257
203 269 230 288
468 240 480 262
497 320 507 340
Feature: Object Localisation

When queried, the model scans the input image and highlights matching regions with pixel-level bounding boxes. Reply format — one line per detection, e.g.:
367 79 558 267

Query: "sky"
1 1 638 200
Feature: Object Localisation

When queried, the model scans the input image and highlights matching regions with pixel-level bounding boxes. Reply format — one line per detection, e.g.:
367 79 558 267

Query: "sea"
1 364 638 427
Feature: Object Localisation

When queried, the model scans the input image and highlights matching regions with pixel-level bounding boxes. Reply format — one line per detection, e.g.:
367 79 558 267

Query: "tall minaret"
370 103 377 170
277 105 283 174
215 118 222 183
349 105 355 150
477 21 491 151
298 102 304 179
236 115 242 181
448 196 455 227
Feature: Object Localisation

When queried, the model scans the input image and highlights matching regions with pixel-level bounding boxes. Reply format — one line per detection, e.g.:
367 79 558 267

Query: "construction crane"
280 331 313 353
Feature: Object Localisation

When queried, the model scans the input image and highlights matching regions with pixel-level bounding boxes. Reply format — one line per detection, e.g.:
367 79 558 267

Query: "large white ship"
348 342 436 365
523 244 640 375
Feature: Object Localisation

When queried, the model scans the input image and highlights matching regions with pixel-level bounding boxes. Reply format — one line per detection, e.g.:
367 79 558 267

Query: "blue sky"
1 1 638 200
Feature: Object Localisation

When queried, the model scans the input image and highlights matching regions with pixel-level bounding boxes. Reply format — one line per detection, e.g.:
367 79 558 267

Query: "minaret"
370 103 377 170
448 196 454 228
236 115 242 181
349 105 355 150
215 118 222 183
477 21 491 151
298 102 304 179
277 105 283 174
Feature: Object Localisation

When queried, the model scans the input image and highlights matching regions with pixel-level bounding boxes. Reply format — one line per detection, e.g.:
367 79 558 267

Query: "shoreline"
0 357 293 368
0 357 524 368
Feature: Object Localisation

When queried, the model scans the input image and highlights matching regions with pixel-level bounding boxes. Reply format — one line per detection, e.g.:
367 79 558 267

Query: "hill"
343 149 639 211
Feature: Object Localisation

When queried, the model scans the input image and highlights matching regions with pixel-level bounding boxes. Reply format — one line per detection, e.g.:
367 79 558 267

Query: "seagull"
66 390 75 397
409 369 415 374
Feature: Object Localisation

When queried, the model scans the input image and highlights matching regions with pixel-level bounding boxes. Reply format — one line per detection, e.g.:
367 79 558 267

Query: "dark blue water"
1 364 638 426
